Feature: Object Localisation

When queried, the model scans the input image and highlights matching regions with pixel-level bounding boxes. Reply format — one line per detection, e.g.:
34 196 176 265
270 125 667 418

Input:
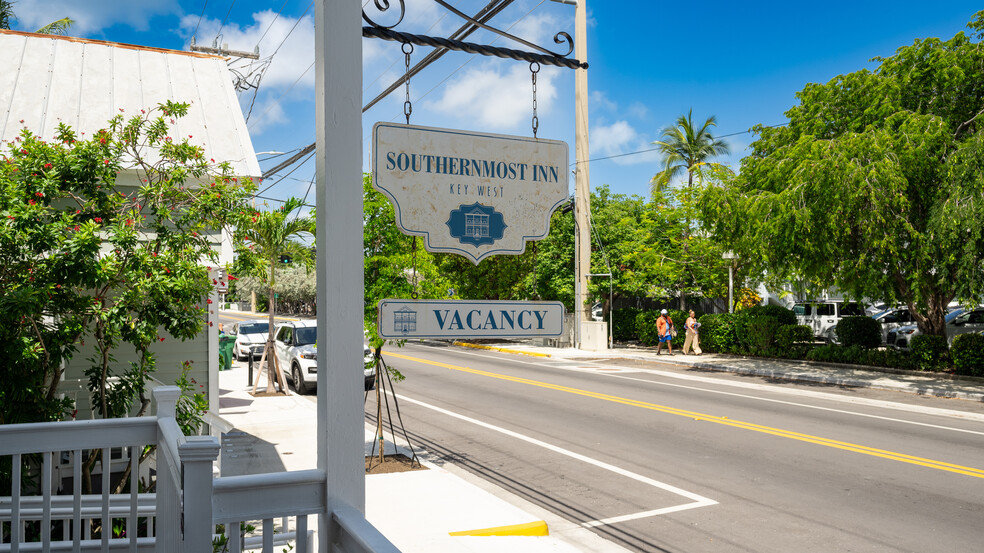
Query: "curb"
454 341 553 358
448 520 549 537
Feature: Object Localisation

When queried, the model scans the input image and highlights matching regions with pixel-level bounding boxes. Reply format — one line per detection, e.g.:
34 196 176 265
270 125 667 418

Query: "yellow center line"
386 351 984 479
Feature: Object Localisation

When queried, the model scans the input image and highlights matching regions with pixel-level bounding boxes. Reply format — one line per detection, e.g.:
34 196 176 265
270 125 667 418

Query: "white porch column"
315 0 365 551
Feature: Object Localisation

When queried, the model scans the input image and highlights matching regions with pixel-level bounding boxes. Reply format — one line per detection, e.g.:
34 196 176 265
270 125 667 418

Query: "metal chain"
410 236 418 299
530 62 539 138
403 42 414 124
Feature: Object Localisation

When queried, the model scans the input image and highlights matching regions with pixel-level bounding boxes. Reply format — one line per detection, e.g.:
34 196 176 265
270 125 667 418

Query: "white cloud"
590 120 661 165
590 90 617 112
425 61 558 130
10 0 180 34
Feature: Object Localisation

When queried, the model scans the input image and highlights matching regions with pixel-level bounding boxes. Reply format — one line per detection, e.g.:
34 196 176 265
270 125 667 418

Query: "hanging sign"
378 299 565 339
373 123 569 264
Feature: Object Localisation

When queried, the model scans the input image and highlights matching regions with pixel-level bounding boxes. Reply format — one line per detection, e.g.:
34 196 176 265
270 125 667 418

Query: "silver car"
889 307 984 349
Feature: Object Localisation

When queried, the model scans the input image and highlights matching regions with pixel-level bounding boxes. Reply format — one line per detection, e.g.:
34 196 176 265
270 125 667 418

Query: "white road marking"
391 391 718 526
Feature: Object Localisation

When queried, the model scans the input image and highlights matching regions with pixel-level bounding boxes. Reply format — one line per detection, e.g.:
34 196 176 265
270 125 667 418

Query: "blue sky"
6 1 983 205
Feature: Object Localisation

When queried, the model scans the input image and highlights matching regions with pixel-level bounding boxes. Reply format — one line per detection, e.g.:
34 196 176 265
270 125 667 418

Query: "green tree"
234 197 313 392
702 12 984 336
0 101 253 426
650 109 730 198
364 173 450 320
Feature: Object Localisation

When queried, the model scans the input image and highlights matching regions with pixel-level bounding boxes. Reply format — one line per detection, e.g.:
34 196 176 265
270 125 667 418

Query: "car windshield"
239 323 269 334
945 309 966 324
294 327 317 346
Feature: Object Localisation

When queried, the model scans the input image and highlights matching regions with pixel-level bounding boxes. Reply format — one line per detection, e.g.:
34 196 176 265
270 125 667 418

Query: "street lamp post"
722 251 736 313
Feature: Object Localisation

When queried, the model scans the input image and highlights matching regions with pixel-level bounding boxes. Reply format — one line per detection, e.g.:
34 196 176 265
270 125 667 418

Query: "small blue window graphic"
446 203 506 246
394 307 416 334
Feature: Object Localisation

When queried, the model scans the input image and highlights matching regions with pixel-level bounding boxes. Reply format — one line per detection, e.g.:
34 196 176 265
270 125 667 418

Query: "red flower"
103 159 109 164
94 217 102 223
44 163 52 169
206 299 213 304
28 199 36 205
159 337 165 342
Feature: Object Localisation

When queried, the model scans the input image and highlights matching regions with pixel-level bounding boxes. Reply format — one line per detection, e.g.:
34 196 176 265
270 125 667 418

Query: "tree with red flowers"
0 101 254 428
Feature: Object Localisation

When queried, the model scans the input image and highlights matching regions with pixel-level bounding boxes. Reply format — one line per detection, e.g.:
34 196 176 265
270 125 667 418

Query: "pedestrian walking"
683 310 702 355
655 309 674 355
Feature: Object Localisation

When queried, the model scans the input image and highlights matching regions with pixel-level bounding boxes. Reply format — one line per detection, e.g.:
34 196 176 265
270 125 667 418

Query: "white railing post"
154 386 180 419
180 436 221 551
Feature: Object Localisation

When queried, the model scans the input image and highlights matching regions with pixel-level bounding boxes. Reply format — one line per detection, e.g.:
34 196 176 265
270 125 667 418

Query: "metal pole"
574 0 591 348
728 265 734 314
315 0 364 549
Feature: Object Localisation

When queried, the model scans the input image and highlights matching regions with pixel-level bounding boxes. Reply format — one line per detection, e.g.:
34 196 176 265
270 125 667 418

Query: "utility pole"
574 0 592 348
189 37 260 59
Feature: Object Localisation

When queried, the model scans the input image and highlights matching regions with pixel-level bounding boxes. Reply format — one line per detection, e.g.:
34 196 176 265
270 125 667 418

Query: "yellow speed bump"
449 520 548 537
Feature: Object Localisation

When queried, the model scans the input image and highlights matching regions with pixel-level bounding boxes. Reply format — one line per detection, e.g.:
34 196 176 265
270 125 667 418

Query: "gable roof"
0 29 260 177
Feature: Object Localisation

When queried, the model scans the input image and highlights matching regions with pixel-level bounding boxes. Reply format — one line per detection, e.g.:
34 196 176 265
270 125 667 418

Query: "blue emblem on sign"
446 203 507 247
393 306 417 335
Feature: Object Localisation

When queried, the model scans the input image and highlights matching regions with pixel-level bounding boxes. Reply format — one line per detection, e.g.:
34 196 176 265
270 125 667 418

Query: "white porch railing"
1 387 399 553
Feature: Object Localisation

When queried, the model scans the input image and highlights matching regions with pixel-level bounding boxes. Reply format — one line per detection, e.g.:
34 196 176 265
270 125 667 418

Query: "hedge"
836 316 881 349
612 307 642 342
909 334 950 371
951 333 984 376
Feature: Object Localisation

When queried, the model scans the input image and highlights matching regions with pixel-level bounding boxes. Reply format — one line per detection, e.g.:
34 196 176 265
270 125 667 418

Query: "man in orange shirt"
655 309 674 355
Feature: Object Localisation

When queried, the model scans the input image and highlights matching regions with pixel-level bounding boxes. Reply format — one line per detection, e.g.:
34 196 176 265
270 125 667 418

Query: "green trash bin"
219 334 237 371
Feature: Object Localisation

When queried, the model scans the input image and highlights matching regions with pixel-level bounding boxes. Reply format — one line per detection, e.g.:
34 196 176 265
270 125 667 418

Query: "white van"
793 301 866 342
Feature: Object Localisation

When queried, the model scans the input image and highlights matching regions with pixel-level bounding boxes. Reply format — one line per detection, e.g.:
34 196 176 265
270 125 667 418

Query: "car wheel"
292 364 308 395
365 375 375 392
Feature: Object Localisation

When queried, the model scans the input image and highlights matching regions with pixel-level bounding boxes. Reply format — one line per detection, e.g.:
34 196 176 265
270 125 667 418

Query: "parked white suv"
793 301 866 342
273 320 376 395
230 319 270 361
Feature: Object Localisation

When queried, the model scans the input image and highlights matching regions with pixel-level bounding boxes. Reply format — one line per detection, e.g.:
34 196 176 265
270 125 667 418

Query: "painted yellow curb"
454 341 552 358
449 520 548 537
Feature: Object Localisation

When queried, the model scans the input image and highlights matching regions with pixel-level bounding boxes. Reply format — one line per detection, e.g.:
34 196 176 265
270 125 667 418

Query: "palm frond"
36 17 74 35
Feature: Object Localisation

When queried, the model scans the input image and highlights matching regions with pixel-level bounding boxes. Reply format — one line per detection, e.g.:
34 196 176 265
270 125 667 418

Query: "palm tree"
650 109 730 198
0 1 74 34
239 197 315 393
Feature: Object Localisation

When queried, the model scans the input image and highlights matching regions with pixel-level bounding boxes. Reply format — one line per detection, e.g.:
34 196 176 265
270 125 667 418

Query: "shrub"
951 333 984 376
612 307 642 342
744 315 783 356
857 348 916 370
635 311 661 346
698 313 739 353
909 334 950 371
745 304 797 326
775 324 814 358
836 316 882 349
806 344 865 364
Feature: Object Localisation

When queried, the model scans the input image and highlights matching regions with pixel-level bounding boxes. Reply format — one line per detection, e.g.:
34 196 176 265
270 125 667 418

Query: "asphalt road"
371 342 984 553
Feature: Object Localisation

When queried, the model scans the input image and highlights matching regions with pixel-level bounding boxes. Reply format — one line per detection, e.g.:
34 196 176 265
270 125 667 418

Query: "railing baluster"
129 445 138 552
73 449 81 553
228 522 242 553
296 515 308 553
101 447 110 553
11 453 20 553
262 518 273 553
42 451 52 550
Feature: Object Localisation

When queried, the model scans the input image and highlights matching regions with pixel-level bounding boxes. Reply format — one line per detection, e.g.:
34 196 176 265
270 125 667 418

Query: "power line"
217 0 237 38
192 0 209 40
247 61 314 127
255 0 290 49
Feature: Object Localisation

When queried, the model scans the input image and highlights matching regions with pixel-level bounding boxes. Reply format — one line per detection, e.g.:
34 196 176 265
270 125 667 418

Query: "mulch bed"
365 454 427 475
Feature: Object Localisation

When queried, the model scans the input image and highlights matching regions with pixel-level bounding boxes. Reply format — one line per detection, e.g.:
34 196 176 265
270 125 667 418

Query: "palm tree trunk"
266 262 277 393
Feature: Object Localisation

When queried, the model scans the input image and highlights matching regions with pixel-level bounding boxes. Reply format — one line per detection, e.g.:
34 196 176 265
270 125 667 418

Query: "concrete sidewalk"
215 358 630 553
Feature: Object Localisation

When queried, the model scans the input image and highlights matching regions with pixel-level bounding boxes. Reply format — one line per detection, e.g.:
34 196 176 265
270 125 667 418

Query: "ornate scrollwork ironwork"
362 0 406 30
362 0 585 70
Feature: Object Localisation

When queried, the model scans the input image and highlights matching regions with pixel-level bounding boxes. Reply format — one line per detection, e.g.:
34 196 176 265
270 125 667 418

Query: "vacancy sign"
378 299 565 339
373 123 569 264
